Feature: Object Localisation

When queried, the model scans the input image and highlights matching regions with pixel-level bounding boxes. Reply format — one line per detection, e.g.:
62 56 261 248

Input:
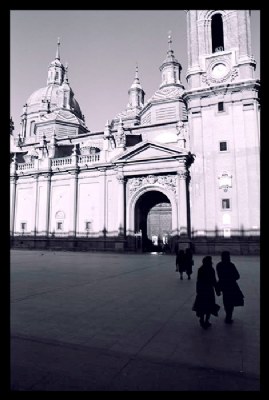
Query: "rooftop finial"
135 63 138 79
168 31 172 51
56 37 60 60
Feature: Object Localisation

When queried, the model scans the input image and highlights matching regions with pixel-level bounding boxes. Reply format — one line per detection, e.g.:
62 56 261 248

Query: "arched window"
30 120 35 136
211 13 224 53
55 71 59 80
55 211 65 219
55 210 65 233
63 94 67 108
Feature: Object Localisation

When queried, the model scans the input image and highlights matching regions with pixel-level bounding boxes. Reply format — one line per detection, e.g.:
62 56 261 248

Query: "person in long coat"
192 256 220 329
216 251 244 324
185 248 194 279
176 250 186 279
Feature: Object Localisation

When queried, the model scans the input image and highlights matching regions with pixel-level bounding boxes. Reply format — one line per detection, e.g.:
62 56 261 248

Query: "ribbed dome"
27 86 55 106
26 84 83 118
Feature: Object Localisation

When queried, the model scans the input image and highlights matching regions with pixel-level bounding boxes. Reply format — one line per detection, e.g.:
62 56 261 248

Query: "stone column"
117 175 125 236
177 170 188 236
68 171 78 237
10 176 17 236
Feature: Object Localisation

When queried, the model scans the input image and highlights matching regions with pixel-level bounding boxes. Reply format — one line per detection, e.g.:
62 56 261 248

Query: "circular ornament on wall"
211 63 229 80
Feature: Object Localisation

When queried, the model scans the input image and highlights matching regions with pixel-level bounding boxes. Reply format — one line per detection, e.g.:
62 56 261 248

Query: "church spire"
168 31 172 51
159 31 182 88
128 63 145 109
47 39 65 86
165 31 177 63
56 37 60 60
130 63 142 89
135 63 139 80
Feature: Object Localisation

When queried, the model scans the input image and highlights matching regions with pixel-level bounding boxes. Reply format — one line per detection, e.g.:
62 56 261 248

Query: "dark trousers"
224 305 234 321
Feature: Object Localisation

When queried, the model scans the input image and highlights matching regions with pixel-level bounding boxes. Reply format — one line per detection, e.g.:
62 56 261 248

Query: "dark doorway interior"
135 190 172 252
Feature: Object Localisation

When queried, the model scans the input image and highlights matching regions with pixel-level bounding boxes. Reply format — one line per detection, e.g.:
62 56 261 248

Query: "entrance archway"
134 190 172 252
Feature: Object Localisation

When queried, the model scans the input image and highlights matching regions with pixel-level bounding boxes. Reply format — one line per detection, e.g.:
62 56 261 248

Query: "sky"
10 10 260 134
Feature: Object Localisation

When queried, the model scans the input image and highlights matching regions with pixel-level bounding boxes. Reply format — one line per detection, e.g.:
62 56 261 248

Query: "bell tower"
184 10 260 250
186 10 257 89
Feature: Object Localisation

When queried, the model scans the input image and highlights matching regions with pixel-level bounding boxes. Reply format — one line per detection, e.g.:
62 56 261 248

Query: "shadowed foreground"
11 250 260 391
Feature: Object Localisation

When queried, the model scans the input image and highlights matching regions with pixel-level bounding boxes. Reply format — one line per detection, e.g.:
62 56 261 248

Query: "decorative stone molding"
198 10 230 20
177 170 188 180
117 175 125 184
176 121 188 147
115 121 126 148
10 176 18 183
39 172 52 179
218 171 232 192
201 53 239 86
128 174 177 194
80 141 101 155
97 167 107 174
202 66 238 86
68 169 79 176
55 210 65 219
23 148 39 163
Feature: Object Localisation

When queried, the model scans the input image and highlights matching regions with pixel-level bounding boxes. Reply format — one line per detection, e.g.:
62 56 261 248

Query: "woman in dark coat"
185 248 194 279
216 251 244 324
192 256 220 329
176 250 186 279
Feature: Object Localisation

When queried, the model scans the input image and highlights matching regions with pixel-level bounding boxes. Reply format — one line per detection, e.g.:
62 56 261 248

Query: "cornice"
140 96 185 117
183 79 260 101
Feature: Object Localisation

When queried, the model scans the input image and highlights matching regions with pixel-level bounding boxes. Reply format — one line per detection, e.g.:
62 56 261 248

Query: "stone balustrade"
51 157 73 167
17 162 35 170
13 153 102 173
78 154 100 164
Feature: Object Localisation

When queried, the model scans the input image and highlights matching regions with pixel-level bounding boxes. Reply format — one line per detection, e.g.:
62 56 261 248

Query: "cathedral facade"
10 10 260 254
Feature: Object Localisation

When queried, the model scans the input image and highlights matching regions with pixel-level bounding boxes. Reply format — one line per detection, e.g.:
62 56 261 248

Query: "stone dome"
25 84 83 119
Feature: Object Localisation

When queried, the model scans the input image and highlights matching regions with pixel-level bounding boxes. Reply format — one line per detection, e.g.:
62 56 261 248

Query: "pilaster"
98 167 107 236
177 170 188 236
10 175 17 236
116 174 126 236
31 174 39 235
68 169 79 237
39 172 52 237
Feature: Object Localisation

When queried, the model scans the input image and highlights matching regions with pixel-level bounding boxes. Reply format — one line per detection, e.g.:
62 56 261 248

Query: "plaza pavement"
10 249 260 391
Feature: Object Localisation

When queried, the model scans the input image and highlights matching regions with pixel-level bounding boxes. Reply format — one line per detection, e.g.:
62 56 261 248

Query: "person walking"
216 251 244 324
176 249 186 279
185 247 194 279
192 256 220 329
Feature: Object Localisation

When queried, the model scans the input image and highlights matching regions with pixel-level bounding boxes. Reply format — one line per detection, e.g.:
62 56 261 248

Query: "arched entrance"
134 190 172 252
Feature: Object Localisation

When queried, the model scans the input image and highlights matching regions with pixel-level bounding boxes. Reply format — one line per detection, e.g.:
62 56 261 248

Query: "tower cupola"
47 38 65 86
159 33 182 88
127 64 145 110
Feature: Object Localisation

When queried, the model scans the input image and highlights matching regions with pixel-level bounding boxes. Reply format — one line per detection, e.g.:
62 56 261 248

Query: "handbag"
233 282 244 307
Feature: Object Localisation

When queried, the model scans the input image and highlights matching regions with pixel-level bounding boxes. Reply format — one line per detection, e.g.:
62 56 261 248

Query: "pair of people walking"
192 251 244 329
176 248 193 280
